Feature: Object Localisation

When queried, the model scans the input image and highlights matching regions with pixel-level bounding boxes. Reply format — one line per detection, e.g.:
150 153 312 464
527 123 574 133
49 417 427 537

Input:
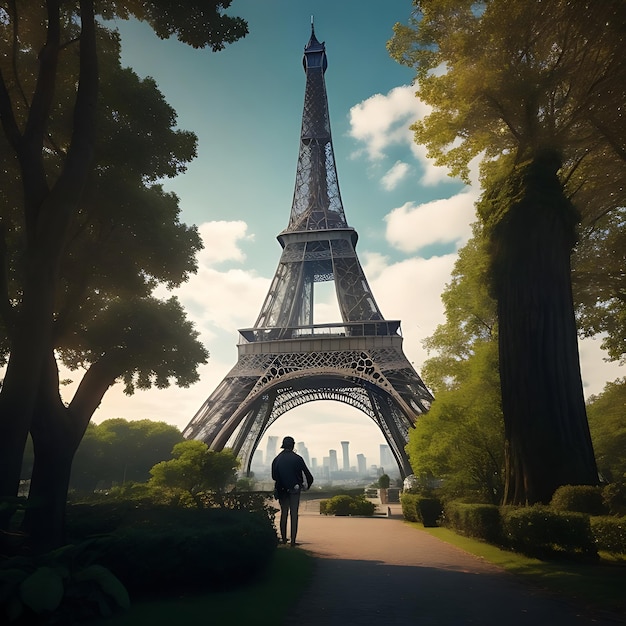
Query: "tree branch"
68 350 125 429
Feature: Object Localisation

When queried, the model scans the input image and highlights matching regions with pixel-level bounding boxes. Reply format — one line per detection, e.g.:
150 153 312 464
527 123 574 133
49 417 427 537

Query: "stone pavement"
283 501 624 626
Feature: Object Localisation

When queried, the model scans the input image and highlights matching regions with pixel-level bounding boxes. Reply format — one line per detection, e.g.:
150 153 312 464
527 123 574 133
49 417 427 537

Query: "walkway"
284 501 623 625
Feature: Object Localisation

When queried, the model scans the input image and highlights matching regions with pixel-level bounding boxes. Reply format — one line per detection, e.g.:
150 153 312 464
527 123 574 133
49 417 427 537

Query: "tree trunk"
0 260 58 533
22 414 77 552
487 153 598 505
21 351 121 551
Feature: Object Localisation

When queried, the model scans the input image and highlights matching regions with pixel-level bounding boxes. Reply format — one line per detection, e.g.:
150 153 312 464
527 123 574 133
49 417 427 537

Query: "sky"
82 0 624 471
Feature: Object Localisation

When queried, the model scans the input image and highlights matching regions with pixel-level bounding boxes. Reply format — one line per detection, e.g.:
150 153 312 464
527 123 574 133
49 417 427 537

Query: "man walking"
271 436 314 547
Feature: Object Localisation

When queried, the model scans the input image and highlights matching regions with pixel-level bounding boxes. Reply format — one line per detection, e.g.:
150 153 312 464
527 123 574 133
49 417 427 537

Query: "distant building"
296 441 310 466
380 444 395 473
357 453 367 475
329 449 339 473
341 441 350 471
266 436 278 465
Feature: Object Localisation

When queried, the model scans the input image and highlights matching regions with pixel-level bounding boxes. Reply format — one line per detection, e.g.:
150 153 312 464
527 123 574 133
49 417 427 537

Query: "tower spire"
288 18 344 233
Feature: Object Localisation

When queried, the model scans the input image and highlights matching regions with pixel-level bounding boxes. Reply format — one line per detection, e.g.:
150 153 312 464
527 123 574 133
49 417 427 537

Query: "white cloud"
197 220 253 266
385 189 477 254
368 254 457 368
578 336 625 400
381 161 410 190
348 85 450 185
155 220 268 341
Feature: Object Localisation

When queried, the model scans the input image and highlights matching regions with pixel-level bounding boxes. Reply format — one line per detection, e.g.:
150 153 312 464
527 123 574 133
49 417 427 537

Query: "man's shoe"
281 538 288 544
290 542 299 547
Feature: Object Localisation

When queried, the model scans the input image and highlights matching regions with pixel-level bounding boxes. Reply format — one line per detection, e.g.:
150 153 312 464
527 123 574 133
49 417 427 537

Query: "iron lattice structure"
184 26 433 476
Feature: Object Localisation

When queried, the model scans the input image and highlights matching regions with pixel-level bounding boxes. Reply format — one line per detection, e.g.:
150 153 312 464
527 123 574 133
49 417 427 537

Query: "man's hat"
281 436 295 449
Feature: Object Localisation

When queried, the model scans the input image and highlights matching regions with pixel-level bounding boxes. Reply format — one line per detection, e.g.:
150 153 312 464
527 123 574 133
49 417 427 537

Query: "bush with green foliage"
0 544 129 625
590 516 626 556
442 502 501 543
400 494 442 527
400 493 420 522
67 505 277 595
602 481 626 516
378 474 391 489
550 485 607 515
320 495 376 517
500 505 597 560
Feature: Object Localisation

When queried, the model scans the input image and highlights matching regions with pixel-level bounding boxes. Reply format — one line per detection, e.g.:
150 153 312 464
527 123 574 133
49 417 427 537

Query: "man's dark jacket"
272 450 314 492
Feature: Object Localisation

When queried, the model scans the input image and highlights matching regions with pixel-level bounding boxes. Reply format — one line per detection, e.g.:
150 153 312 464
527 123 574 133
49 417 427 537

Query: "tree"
0 1 247 549
389 0 625 504
413 227 503 503
573 208 626 364
149 440 240 507
586 379 626 482
412 339 504 503
70 419 184 492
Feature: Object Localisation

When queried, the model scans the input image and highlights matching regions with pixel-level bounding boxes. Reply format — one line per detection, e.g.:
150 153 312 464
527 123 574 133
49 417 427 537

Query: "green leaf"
19 567 64 614
74 565 130 610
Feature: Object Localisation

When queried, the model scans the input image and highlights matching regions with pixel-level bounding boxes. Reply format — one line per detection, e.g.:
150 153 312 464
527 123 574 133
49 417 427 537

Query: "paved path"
283 502 623 626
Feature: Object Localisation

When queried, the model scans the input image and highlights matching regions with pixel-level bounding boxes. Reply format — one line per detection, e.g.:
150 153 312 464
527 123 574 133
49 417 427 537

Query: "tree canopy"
586 379 626 482
413 229 503 503
71 419 184 492
149 441 240 507
389 0 624 503
0 0 247 550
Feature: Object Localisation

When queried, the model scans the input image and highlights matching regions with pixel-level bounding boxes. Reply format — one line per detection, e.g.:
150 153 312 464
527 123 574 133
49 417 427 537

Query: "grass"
414 524 626 617
94 546 315 626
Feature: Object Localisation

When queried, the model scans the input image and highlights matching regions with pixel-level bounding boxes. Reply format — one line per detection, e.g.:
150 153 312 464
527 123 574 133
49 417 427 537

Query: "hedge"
550 485 607 516
442 502 501 543
400 494 442 527
590 516 626 555
319 495 376 516
66 504 277 595
500 505 597 560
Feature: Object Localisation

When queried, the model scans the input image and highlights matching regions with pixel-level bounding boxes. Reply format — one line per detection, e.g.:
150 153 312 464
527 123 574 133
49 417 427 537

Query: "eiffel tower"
183 24 433 477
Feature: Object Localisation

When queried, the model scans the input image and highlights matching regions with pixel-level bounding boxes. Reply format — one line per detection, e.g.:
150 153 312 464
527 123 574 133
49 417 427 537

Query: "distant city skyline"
255 436 398 478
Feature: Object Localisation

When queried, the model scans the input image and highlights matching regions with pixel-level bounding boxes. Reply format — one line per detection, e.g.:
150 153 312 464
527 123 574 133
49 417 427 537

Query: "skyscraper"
341 441 350 471
296 441 310 467
266 436 278 465
357 453 367 475
329 449 339 474
380 444 394 472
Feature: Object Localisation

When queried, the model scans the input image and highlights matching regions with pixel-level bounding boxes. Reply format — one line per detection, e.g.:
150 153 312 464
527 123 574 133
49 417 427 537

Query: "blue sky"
81 0 623 471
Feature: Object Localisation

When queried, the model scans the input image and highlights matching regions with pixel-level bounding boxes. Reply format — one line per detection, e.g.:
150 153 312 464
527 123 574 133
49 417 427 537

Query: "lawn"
416 524 626 618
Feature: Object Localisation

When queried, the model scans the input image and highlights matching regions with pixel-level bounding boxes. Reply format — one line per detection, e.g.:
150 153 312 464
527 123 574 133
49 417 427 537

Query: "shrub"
66 505 277 596
400 494 443 526
590 516 626 555
443 502 501 543
550 485 607 516
325 495 353 516
500 505 597 560
400 493 420 522
321 495 376 517
602 482 626 516
350 495 376 516
418 498 443 527
0 544 129 625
